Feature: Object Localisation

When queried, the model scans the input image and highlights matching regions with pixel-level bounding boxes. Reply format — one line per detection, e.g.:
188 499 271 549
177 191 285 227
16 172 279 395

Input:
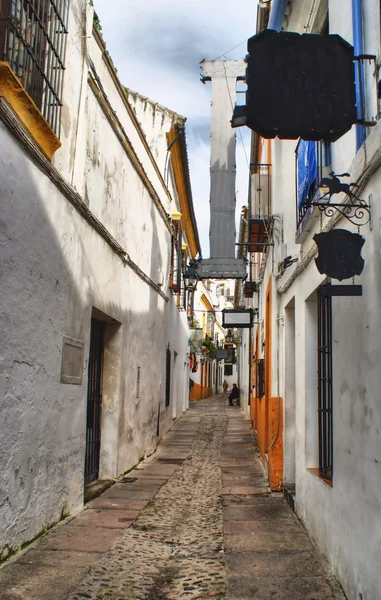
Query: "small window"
165 345 171 406
0 0 70 136
224 364 233 376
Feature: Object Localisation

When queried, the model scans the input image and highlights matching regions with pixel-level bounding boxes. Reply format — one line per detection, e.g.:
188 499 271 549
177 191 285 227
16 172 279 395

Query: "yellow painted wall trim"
0 62 60 160
167 124 200 258
171 209 182 220
201 293 214 312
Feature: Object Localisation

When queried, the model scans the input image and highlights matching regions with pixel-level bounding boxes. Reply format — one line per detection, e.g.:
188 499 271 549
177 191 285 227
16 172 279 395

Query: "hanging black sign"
318 284 362 297
245 30 356 141
313 229 365 281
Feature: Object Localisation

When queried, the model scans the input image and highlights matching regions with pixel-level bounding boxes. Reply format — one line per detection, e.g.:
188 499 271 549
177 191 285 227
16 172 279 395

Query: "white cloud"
94 0 257 255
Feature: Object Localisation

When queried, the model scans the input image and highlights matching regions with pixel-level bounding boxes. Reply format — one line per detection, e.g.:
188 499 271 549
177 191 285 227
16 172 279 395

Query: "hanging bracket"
311 172 371 227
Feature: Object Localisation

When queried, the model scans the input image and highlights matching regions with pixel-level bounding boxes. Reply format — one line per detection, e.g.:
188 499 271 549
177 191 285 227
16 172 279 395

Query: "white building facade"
0 0 200 559
237 1 381 598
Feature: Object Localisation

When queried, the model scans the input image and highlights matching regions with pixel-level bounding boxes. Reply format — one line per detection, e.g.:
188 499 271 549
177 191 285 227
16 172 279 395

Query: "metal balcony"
248 164 272 253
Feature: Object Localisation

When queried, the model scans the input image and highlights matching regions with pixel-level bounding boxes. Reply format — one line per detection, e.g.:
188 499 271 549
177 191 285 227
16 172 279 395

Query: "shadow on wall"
0 128 85 559
0 127 170 560
209 136 237 258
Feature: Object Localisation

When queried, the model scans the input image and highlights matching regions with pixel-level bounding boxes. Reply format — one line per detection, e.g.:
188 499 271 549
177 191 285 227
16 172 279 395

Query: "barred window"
0 0 69 136
317 286 333 480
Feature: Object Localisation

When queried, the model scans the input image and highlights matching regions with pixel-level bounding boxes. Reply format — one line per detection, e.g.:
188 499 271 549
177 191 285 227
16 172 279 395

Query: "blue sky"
94 0 257 255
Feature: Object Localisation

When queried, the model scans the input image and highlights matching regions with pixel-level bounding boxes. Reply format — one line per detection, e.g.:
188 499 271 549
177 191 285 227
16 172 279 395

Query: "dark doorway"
85 318 105 486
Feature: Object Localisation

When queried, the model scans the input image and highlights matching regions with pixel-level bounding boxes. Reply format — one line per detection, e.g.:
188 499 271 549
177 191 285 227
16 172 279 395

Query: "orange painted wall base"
255 397 267 461
189 384 213 401
252 396 283 490
267 397 283 490
190 383 201 401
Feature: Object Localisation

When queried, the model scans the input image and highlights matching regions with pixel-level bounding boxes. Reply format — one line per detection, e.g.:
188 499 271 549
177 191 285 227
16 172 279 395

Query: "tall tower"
197 60 247 280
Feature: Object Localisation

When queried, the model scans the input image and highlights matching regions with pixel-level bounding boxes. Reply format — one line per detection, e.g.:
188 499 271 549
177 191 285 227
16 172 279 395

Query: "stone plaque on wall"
61 336 85 385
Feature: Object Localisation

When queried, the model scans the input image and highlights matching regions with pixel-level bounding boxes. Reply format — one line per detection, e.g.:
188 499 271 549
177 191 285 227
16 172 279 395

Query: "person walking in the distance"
228 383 239 406
223 380 228 394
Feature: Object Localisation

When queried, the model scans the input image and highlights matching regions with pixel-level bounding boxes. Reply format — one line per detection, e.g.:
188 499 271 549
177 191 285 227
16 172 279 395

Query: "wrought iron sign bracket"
356 119 377 126
311 200 371 226
311 172 372 227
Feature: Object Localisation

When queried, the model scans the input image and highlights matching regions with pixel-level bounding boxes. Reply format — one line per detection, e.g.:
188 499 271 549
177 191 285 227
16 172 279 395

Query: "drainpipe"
352 0 366 150
267 0 288 32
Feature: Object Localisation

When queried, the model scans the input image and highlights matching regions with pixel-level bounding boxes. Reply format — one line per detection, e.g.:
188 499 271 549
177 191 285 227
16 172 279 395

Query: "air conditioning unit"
250 173 271 219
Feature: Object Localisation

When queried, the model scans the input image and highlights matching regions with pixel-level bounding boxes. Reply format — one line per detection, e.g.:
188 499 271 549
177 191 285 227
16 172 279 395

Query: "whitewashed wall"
264 2 381 599
0 0 191 558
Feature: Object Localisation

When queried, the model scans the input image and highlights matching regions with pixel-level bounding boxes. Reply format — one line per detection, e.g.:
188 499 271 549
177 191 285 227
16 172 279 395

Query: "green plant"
93 12 102 33
202 335 217 358
188 315 200 328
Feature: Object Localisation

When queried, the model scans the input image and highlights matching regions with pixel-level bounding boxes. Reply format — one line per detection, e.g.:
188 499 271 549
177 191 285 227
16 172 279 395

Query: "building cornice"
166 123 201 258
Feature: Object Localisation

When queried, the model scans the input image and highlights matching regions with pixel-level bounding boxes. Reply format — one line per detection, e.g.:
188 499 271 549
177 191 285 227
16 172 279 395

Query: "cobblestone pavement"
0 395 346 600
68 397 228 600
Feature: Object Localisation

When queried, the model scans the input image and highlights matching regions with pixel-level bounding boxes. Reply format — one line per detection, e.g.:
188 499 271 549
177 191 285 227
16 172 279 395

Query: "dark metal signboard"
245 29 356 141
222 309 254 328
313 229 365 281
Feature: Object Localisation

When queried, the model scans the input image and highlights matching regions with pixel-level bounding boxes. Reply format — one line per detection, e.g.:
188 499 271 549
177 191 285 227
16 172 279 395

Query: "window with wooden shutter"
257 358 265 398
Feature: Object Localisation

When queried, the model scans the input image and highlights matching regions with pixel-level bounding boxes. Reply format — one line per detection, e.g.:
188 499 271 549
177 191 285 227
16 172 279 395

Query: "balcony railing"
248 163 272 254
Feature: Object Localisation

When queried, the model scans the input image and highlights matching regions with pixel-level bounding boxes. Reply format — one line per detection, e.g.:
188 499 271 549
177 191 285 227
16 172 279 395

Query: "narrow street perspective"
0 396 344 600
1 0 381 598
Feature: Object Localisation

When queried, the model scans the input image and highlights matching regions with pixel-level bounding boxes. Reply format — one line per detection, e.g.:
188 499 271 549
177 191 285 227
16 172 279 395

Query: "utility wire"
212 39 247 62
221 62 271 245
222 61 249 169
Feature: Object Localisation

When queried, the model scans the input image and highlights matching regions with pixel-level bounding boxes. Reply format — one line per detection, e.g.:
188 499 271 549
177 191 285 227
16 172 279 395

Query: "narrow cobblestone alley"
0 396 345 600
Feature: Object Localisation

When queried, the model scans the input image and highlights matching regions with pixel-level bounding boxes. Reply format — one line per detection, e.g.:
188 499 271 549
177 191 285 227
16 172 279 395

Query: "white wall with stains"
239 1 381 599
0 0 191 559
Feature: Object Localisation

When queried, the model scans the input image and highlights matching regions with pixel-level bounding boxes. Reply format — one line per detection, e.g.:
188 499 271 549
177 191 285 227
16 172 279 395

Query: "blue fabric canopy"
297 140 317 208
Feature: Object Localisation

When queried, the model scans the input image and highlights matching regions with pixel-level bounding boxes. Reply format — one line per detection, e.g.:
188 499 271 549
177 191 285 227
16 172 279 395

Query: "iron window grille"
0 0 69 136
317 287 333 480
165 345 171 407
256 358 265 398
84 318 105 486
